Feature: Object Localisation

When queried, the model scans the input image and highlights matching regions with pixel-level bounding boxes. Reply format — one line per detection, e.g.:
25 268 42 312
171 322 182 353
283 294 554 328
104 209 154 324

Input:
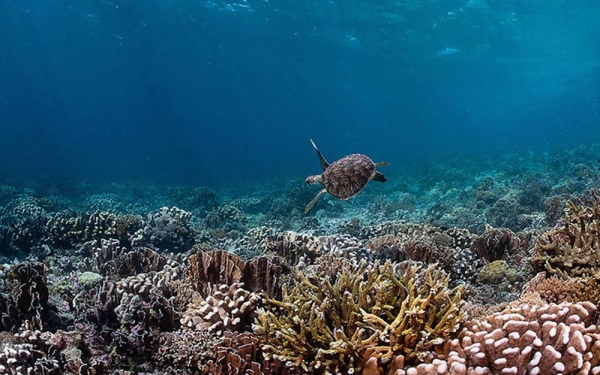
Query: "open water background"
1 0 599 189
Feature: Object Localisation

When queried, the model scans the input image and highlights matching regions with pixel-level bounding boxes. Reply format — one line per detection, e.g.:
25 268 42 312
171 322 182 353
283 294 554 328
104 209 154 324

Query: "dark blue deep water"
1 0 600 187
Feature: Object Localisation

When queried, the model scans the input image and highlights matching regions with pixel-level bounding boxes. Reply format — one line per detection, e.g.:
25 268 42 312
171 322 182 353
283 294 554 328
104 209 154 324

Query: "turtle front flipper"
375 161 390 167
305 188 327 213
310 139 330 171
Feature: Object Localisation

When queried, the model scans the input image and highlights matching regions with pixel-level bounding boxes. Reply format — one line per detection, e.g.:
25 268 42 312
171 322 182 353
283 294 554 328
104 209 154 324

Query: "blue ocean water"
1 0 599 188
3 3 600 373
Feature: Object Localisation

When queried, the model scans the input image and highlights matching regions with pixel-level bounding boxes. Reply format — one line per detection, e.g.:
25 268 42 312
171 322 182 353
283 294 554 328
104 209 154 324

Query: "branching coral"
253 261 465 374
531 190 600 277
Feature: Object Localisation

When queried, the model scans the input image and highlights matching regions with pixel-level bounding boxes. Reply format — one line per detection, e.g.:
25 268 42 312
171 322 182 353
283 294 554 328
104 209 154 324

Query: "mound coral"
253 261 465 374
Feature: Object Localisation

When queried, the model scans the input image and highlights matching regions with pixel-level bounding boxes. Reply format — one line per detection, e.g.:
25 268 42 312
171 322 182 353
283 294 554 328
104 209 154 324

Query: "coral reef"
254 261 465 374
2 144 600 374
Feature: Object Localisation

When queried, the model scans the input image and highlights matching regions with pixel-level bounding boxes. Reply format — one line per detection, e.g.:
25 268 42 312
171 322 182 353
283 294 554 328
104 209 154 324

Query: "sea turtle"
304 139 389 213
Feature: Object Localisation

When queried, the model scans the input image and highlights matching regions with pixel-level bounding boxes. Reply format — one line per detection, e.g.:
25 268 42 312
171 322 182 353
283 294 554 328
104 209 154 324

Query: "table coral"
253 261 465 374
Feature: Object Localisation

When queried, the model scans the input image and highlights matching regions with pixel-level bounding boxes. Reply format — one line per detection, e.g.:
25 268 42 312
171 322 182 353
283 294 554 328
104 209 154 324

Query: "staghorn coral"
253 261 465 374
531 190 600 277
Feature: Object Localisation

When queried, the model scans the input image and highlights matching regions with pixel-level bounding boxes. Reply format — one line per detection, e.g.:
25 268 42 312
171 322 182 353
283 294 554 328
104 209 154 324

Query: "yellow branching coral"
252 261 465 374
531 190 600 277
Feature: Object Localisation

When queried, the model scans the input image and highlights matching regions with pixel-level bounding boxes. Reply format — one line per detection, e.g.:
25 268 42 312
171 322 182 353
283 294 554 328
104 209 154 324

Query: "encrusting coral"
531 190 600 277
253 260 465 375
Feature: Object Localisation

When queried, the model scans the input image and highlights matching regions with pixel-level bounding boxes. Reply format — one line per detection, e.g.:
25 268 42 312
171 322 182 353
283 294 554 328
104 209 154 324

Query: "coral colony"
2 146 600 374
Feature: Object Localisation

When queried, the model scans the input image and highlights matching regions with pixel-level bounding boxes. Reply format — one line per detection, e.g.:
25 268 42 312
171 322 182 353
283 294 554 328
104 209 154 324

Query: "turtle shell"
322 154 375 199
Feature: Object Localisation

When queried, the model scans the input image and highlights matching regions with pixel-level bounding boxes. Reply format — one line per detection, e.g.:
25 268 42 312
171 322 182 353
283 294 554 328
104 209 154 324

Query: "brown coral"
253 261 465 374
204 332 295 375
86 238 167 277
260 231 325 266
471 226 528 263
187 250 284 298
458 301 600 374
181 282 260 335
531 190 600 277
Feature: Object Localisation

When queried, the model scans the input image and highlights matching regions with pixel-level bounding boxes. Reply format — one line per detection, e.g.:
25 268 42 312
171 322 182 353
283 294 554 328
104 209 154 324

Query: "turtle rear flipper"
305 188 327 213
371 171 387 182
375 161 390 167
310 139 330 171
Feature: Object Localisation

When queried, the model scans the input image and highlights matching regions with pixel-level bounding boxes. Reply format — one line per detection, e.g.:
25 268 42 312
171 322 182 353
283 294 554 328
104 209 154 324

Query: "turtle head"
305 174 323 185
